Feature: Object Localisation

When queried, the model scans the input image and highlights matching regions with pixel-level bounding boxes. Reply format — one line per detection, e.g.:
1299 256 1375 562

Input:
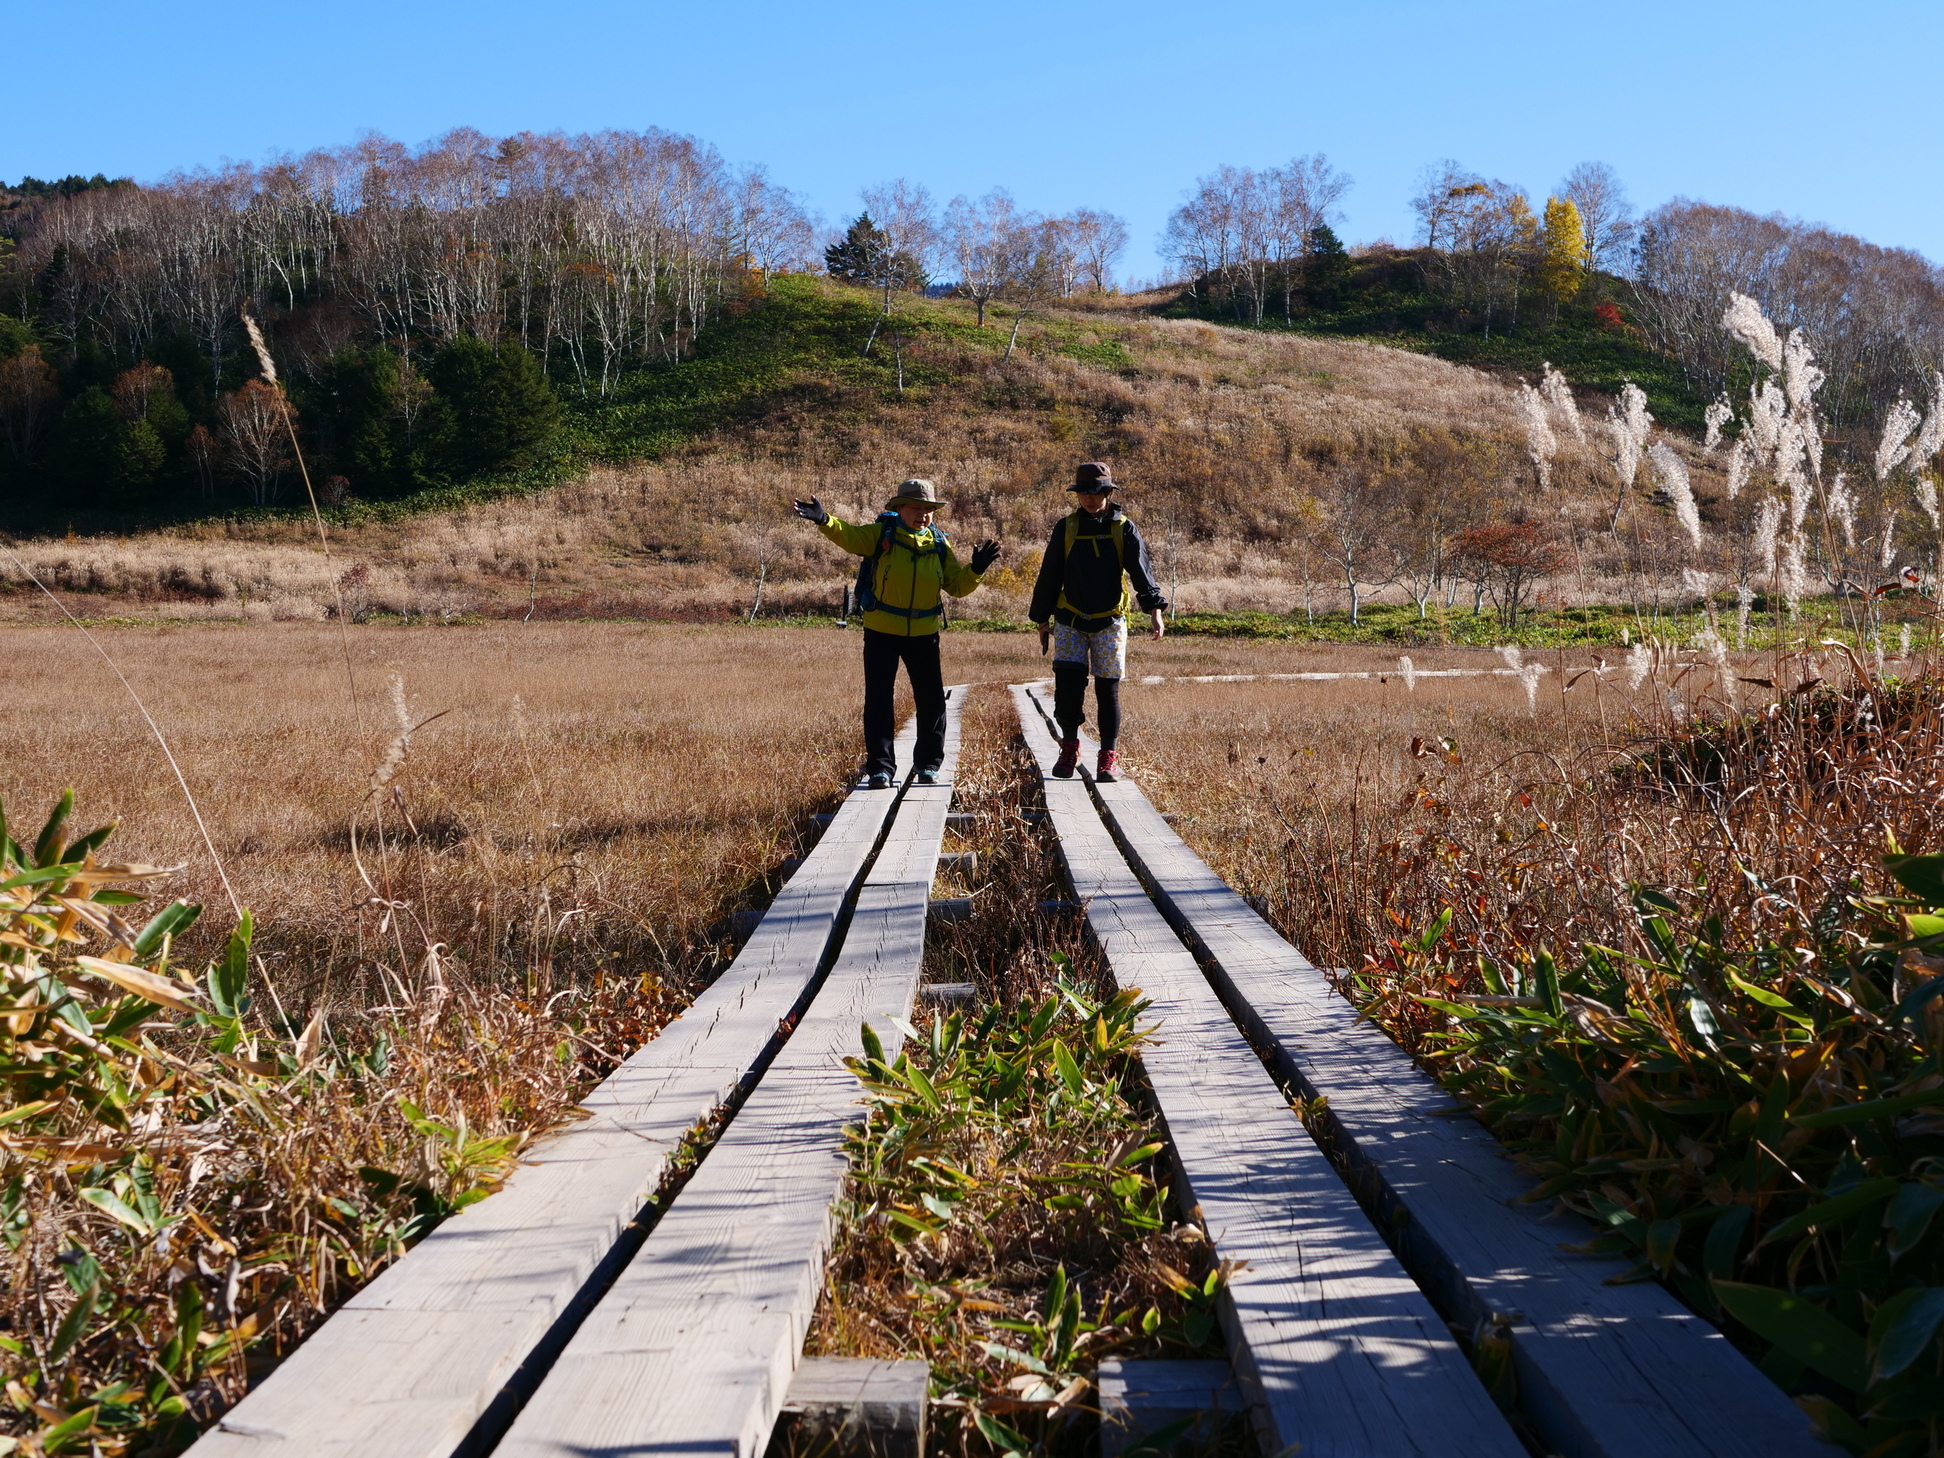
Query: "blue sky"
7 0 1939 282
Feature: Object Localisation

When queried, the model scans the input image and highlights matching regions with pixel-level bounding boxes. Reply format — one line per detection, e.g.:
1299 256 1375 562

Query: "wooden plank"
190 714 931 1458
1011 686 1521 1458
778 1357 928 1458
491 694 964 1458
1057 694 1824 1458
1097 1359 1244 1458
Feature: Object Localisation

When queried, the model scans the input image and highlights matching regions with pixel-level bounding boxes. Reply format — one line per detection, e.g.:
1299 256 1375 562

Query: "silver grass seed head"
1725 437 1751 501
1703 397 1734 453
1910 372 1944 473
1650 442 1701 551
1722 292 1783 373
1876 396 1923 483
1827 471 1856 549
1540 363 1584 441
240 310 278 386
1626 643 1653 691
1782 328 1823 416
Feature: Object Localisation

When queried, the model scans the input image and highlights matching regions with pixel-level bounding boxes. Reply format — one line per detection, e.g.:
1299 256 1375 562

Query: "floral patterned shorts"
1051 617 1127 679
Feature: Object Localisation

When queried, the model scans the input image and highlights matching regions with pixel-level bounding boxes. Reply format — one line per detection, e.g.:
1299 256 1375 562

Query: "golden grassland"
17 616 1931 1453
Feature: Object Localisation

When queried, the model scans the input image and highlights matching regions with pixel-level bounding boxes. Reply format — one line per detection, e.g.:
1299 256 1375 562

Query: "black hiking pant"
862 628 946 777
1051 662 1121 751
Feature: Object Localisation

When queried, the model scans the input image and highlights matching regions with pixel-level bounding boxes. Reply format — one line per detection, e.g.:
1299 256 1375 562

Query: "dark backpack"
1055 511 1131 625
855 512 952 618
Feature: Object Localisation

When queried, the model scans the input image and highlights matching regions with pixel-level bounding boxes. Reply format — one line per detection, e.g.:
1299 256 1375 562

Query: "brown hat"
1069 461 1117 492
885 477 947 511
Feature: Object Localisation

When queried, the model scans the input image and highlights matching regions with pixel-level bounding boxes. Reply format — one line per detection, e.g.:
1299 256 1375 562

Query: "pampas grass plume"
1876 396 1922 483
1650 442 1701 550
241 309 278 387
1722 292 1783 372
1703 396 1733 453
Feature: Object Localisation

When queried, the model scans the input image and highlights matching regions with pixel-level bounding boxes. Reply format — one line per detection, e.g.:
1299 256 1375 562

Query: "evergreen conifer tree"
426 337 561 476
824 211 925 292
1302 223 1352 308
825 213 889 283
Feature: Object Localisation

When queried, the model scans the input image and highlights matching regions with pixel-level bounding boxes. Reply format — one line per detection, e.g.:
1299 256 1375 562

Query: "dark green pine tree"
825 212 890 284
425 336 561 477
1303 223 1352 309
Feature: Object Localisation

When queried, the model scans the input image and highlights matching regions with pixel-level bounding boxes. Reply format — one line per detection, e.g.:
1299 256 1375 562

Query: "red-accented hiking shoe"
1096 750 1120 783
1052 738 1080 778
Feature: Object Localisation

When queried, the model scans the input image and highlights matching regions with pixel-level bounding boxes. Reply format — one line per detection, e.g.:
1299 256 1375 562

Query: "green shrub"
1373 862 1944 1450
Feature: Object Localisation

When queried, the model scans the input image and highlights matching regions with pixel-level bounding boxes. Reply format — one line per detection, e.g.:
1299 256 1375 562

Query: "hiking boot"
866 772 893 790
1052 739 1080 778
1096 750 1120 783
914 769 940 787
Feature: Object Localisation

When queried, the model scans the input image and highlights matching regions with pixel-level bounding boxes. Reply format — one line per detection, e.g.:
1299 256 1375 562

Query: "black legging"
1051 661 1121 751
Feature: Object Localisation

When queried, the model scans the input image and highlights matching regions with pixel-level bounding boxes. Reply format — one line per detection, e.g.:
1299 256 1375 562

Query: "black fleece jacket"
1028 505 1169 628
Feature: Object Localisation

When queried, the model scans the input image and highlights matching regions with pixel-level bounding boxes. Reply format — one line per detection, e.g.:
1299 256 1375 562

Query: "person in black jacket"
1027 461 1168 782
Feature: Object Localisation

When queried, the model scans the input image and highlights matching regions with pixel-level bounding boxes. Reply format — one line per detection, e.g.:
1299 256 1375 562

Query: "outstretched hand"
792 497 828 524
969 540 1001 574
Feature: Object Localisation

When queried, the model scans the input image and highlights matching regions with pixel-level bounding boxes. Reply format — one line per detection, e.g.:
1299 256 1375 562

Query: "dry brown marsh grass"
0 620 1723 1452
1123 640 1938 1023
0 622 1393 1451
1 620 871 1442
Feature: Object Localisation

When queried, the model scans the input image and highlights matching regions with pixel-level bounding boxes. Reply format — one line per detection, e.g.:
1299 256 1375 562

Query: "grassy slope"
12 277 1746 642
1162 251 1703 429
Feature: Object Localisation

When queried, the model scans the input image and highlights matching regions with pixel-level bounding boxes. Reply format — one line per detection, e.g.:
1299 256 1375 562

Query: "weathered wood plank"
491 696 964 1458
190 715 931 1458
778 1357 928 1458
1097 1359 1245 1458
1061 696 1824 1458
1012 686 1521 1458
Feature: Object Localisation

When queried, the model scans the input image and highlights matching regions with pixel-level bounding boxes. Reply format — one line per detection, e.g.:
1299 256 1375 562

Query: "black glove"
969 540 1001 574
792 497 827 524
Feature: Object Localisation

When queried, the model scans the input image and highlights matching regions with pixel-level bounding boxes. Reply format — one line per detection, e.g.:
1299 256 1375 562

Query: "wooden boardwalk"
1013 686 1524 1458
491 694 964 1458
1056 694 1825 1458
188 678 1824 1458
191 716 928 1457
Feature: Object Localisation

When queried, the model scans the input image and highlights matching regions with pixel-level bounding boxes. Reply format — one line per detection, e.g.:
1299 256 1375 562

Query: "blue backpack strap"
854 514 899 613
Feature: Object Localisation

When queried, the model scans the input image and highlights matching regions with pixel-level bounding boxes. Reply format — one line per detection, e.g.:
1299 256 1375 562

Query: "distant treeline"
1163 156 1944 427
5 130 1943 522
0 128 819 516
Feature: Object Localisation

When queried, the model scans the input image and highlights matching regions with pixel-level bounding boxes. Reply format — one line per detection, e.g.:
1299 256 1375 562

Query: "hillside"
1164 247 1705 428
3 275 1612 624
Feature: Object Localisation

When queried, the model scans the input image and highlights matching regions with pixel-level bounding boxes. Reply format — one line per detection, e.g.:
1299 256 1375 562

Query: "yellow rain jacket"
820 513 985 636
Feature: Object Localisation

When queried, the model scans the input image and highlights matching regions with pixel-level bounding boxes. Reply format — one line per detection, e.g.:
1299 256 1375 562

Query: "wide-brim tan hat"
885 477 948 511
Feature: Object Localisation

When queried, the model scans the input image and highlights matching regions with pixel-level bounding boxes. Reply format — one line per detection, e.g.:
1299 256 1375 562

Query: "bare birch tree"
216 380 292 505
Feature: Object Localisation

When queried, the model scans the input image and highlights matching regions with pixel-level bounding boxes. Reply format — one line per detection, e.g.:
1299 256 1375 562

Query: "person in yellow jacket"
793 479 1001 788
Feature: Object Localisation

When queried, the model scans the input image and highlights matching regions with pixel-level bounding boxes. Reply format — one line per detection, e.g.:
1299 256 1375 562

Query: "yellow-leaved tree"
1538 196 1588 302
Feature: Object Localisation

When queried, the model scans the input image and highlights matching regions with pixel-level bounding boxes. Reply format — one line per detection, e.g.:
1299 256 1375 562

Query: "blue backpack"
855 512 952 619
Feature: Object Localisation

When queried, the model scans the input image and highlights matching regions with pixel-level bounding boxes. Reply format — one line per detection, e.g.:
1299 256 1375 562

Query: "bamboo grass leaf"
1868 1286 1944 1382
1713 1280 1869 1392
1885 1184 1944 1261
33 788 74 868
